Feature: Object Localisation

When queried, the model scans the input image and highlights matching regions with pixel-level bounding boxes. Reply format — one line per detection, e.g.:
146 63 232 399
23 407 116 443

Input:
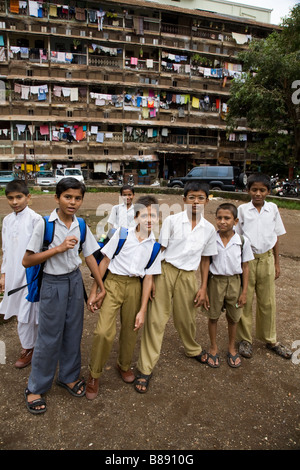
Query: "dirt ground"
0 190 299 453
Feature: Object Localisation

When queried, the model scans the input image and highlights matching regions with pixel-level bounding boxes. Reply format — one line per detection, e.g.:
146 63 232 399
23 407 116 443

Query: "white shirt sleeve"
202 226 218 257
241 236 254 262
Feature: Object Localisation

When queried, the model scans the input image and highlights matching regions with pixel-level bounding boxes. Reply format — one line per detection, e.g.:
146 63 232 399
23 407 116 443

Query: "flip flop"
227 352 241 368
206 352 220 368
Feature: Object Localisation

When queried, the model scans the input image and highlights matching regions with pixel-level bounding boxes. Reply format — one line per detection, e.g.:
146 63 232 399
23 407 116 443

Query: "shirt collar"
216 230 241 246
182 210 205 227
49 208 78 228
250 201 270 212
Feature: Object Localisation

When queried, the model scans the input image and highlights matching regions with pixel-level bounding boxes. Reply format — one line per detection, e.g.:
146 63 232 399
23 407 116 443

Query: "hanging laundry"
62 87 71 97
30 85 39 95
21 85 30 100
96 132 104 143
76 126 84 141
192 97 199 109
49 4 57 16
29 0 39 17
146 59 153 68
16 124 26 135
10 0 19 13
40 125 49 135
53 86 62 97
130 57 138 66
91 126 98 135
70 88 78 102
38 88 47 101
0 47 5 62
75 7 86 21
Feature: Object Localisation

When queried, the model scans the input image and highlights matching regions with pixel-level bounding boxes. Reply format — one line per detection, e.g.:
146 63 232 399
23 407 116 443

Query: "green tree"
226 4 300 175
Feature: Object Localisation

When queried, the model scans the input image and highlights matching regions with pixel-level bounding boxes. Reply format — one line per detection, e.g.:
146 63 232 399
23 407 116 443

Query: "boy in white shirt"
201 203 254 368
86 195 161 400
0 180 41 368
135 182 217 393
107 185 135 229
236 173 292 359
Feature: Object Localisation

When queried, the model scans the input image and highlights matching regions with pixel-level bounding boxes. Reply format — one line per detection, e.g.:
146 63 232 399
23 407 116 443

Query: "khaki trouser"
89 272 141 379
206 274 242 322
137 261 202 375
236 250 277 345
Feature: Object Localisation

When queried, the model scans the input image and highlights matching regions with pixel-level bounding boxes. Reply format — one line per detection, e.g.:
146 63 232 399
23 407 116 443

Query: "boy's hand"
275 263 280 279
194 287 208 308
237 292 247 308
87 290 106 312
134 310 145 331
58 236 78 253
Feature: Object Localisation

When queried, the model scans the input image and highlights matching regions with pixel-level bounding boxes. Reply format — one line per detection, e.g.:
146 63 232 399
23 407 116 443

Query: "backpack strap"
145 242 161 270
112 226 128 258
8 216 52 297
77 217 87 252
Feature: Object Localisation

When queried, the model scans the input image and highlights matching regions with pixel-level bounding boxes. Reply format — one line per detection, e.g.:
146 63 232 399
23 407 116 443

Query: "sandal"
238 340 253 358
206 352 220 368
56 378 86 397
266 342 292 359
227 352 241 368
24 388 47 415
134 373 152 394
193 350 208 364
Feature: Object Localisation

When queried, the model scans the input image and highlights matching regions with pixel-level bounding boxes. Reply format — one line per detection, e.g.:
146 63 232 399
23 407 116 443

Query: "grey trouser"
28 269 84 395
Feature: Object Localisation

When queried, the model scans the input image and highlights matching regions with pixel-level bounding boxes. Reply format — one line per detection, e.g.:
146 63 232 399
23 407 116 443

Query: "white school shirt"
101 226 161 277
26 209 99 275
210 231 254 276
236 201 286 254
159 210 217 271
0 206 41 322
107 203 135 229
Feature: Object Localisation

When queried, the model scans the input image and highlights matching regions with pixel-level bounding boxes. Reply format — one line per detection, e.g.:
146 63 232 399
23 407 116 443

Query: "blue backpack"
8 216 87 303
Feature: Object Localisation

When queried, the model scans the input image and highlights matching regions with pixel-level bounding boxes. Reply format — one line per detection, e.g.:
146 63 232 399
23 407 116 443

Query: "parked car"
167 165 247 191
0 171 16 186
36 168 84 186
56 168 84 183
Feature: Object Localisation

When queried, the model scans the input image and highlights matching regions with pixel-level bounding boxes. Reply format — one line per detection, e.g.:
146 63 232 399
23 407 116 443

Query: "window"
26 70 33 77
67 149 73 156
206 167 229 177
67 111 73 117
189 168 205 177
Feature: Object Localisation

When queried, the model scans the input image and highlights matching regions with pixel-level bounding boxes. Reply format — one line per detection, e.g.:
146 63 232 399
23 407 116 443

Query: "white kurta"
0 206 41 323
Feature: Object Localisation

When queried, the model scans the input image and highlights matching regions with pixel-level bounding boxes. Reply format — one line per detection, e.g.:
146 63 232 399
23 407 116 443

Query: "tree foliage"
226 4 300 171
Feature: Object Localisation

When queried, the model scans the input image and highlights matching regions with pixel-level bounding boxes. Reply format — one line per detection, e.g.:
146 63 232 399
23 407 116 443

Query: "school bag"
8 216 87 303
93 227 161 281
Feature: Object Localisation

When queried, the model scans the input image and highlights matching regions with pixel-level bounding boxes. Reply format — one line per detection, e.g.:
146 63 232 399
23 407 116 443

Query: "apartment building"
0 0 279 182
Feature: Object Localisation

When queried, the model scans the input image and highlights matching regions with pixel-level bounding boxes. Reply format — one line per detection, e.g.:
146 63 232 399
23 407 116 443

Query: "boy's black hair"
56 177 86 198
183 181 210 198
134 195 159 218
247 173 271 190
120 184 135 194
216 202 238 219
5 179 29 196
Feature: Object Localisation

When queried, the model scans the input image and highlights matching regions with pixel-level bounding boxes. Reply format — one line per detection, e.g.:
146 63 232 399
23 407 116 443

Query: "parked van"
167 166 247 191
36 168 84 186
